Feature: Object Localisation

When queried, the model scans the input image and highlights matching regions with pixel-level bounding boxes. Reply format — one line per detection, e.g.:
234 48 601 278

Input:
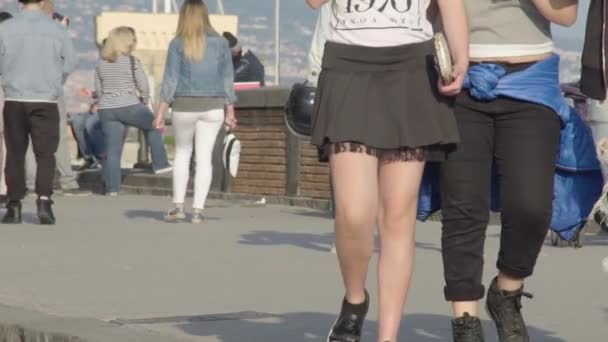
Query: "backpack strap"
129 55 143 103
129 55 136 85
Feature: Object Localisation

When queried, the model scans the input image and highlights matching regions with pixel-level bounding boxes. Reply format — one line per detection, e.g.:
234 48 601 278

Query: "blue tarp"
417 55 603 240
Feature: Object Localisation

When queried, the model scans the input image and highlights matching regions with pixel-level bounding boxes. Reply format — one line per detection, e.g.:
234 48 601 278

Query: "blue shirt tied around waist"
417 54 603 240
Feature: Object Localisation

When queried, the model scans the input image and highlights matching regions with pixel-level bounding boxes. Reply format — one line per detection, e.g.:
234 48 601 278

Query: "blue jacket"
0 9 77 101
160 31 236 105
417 55 603 240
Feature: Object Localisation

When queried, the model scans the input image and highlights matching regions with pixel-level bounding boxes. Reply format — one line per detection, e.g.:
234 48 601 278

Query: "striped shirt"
94 55 150 109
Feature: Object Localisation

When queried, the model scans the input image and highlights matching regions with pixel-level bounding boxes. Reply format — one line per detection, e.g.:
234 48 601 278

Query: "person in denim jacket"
0 11 12 204
154 0 237 224
0 0 77 225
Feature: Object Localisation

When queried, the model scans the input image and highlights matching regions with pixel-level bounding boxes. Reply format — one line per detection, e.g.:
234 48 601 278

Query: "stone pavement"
0 194 606 341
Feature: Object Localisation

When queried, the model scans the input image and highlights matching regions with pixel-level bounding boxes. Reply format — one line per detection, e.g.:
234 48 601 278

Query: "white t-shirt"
307 3 332 85
327 0 434 47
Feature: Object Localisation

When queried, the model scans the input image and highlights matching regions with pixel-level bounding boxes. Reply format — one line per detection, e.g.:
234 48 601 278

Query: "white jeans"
172 109 224 209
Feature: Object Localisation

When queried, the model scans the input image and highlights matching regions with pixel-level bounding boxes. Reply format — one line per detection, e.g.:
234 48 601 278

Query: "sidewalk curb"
77 170 332 211
0 304 186 342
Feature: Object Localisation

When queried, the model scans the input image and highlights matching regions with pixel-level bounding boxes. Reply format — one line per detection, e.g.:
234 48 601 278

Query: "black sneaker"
77 158 101 171
486 277 533 342
2 201 22 224
452 313 484 342
37 199 56 225
327 290 369 342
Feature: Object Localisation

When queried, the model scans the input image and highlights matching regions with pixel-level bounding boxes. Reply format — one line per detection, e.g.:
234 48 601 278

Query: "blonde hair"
101 26 137 63
177 0 214 62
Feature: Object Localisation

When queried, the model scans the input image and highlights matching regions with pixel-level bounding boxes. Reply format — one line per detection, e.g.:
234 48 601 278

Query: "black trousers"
440 89 561 301
3 101 60 200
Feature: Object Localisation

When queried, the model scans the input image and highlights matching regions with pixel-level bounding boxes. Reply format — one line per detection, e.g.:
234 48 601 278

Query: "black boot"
486 277 533 342
327 290 369 342
2 201 22 224
37 198 55 225
452 313 484 342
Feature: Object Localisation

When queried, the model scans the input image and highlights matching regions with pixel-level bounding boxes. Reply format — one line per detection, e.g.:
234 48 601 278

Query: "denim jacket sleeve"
160 39 181 104
221 41 237 105
61 30 77 78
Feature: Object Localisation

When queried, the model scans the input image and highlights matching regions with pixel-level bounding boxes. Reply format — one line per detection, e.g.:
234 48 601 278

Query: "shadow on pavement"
124 210 218 222
239 230 441 253
284 209 333 219
239 231 335 252
175 312 565 342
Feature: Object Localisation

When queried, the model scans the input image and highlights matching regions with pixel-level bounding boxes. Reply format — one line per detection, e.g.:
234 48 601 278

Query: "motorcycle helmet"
284 82 316 138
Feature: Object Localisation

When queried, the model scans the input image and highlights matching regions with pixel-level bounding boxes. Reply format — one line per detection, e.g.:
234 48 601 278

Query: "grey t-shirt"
465 0 553 58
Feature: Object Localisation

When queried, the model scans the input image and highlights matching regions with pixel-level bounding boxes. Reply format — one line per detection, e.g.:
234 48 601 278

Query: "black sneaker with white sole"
486 277 533 342
452 313 485 342
327 290 369 342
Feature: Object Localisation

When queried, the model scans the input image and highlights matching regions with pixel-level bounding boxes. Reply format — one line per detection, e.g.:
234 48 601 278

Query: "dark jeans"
70 111 104 160
99 103 170 193
3 101 60 200
440 91 561 301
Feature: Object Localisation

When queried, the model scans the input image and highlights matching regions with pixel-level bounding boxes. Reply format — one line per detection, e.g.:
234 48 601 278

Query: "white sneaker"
191 210 205 224
154 166 173 175
165 207 186 222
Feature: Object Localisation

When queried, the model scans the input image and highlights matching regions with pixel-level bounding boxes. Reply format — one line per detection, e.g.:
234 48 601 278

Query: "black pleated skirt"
311 40 460 162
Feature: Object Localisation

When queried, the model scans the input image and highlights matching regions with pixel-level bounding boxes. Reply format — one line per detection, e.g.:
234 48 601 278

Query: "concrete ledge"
77 170 332 212
235 87 290 109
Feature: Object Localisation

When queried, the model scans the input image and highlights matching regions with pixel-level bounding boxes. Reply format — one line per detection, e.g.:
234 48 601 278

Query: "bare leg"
376 159 425 342
330 150 378 305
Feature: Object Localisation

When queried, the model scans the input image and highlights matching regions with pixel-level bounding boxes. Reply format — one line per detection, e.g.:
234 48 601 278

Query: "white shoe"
154 166 173 175
191 210 205 224
165 207 186 222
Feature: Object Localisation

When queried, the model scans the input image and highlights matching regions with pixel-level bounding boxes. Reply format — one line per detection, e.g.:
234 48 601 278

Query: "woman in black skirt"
306 1 469 341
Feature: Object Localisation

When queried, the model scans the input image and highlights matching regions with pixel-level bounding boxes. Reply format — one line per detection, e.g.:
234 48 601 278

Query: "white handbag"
434 32 453 84
223 130 241 178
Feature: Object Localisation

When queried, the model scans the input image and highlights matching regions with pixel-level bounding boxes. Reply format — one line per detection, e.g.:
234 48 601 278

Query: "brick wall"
221 87 332 202
230 108 288 196
299 139 331 199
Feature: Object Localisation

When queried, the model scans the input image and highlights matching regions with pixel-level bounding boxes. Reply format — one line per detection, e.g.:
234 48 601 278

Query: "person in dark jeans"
69 103 104 170
0 11 13 204
94 26 171 196
440 1 579 341
0 0 77 225
222 32 265 86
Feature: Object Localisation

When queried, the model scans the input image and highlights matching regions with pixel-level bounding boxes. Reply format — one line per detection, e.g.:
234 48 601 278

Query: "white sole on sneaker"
191 211 204 224
326 316 338 342
165 212 186 222
154 166 173 175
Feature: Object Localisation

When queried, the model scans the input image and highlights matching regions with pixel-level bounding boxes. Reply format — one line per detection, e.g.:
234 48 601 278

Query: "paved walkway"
0 195 606 341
